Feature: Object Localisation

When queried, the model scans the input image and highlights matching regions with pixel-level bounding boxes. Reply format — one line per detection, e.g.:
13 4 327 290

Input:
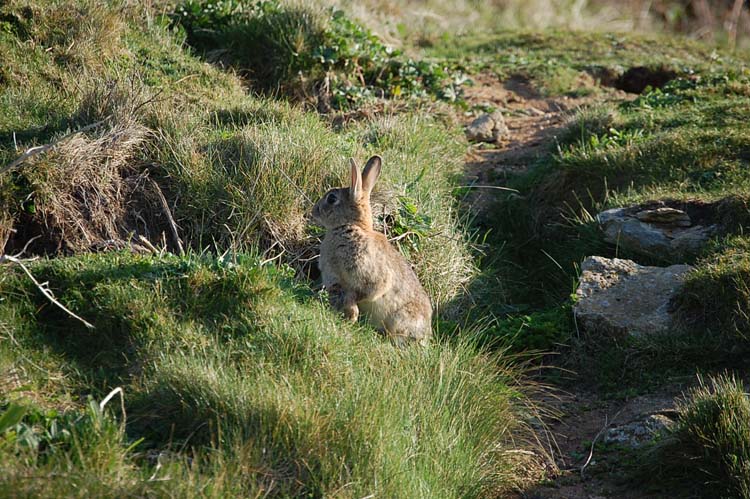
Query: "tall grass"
0 252 539 498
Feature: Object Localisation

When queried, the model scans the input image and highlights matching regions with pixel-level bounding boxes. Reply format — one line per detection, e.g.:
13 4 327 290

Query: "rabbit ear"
349 158 363 200
361 155 382 195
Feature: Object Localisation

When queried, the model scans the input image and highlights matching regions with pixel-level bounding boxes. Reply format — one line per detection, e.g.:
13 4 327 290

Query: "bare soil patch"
460 73 615 215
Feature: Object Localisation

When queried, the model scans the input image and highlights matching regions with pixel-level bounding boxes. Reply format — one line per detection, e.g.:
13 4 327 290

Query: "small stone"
574 256 692 338
604 414 673 448
465 111 509 143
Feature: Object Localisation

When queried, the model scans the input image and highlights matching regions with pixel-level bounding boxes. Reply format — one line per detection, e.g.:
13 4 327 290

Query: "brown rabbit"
312 155 432 345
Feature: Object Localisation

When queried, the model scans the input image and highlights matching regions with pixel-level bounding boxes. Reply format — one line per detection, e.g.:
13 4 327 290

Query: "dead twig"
149 178 184 255
0 119 108 177
459 184 520 193
137 235 161 254
0 254 95 329
389 231 420 243
580 407 624 479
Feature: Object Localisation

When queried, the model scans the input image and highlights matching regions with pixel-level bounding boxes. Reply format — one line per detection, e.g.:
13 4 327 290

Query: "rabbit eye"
326 193 337 205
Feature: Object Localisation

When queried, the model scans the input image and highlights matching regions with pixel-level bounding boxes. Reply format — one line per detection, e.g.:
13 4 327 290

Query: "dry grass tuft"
24 119 149 252
0 213 12 254
32 0 126 69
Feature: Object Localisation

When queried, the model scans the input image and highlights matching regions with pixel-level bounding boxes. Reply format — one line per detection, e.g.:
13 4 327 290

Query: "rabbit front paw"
327 283 359 322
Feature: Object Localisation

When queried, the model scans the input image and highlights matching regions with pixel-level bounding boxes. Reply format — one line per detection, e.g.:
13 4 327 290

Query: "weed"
169 0 468 107
481 305 574 352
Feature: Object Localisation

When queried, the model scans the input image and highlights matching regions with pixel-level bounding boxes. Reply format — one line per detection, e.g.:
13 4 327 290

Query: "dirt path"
519 387 685 499
461 73 591 215
459 74 684 499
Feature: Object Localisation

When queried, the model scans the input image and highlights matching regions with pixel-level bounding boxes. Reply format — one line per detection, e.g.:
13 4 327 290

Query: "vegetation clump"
170 0 468 107
646 374 750 499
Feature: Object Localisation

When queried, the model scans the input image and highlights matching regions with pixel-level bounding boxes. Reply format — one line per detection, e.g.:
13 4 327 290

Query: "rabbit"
312 155 432 345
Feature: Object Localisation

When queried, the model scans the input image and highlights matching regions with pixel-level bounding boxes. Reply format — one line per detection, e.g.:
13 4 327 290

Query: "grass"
433 31 750 397
475 69 750 328
672 236 750 343
0 2 543 495
643 373 750 499
170 0 468 108
426 30 745 96
4 0 750 495
0 252 537 498
0 0 475 309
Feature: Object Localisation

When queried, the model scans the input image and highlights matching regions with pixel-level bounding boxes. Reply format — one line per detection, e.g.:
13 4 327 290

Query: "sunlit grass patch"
0 252 539 498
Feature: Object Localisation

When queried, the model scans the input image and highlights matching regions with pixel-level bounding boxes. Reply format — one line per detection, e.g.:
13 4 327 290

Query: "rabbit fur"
312 155 432 345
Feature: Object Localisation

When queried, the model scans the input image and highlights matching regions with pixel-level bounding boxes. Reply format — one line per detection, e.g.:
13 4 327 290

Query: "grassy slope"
0 1 535 497
3 0 750 496
0 253 530 497
427 27 750 498
0 0 473 306
427 30 741 96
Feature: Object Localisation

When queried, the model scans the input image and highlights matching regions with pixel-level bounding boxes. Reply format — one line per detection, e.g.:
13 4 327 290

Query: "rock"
574 256 692 337
602 217 672 255
465 111 509 143
597 205 716 257
635 207 691 227
604 414 673 448
670 225 716 254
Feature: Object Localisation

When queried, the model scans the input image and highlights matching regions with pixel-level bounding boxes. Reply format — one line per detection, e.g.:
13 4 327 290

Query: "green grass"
643 373 750 499
0 0 475 308
5 0 750 495
0 2 540 495
169 0 467 107
426 30 745 96
0 252 535 498
439 33 750 393
672 237 750 343
475 70 750 323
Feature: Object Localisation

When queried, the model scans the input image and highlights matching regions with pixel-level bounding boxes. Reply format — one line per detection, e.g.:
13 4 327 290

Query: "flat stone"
602 218 672 254
597 205 715 257
574 256 692 338
604 414 673 448
635 207 691 227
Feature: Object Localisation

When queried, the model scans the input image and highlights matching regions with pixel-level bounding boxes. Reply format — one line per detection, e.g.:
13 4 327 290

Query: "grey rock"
635 207 691 227
574 256 692 337
670 225 717 254
465 111 509 143
604 414 673 448
596 207 627 225
597 205 716 257
602 218 672 254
